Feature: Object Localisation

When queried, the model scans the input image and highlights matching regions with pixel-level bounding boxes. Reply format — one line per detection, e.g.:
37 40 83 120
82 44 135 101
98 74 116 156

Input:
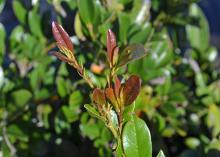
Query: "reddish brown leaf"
92 88 106 105
107 29 116 63
105 88 118 108
122 75 141 106
114 76 121 97
52 21 74 52
49 51 73 63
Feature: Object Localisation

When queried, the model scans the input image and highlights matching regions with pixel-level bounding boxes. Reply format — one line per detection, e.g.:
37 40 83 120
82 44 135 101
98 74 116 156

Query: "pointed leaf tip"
123 75 141 106
49 51 73 63
107 29 117 62
52 21 74 52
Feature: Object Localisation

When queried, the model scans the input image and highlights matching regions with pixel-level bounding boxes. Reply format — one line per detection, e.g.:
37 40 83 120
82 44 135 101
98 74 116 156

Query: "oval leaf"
122 115 152 157
52 21 74 52
92 88 106 105
186 4 209 52
123 75 141 106
118 44 147 67
78 0 95 25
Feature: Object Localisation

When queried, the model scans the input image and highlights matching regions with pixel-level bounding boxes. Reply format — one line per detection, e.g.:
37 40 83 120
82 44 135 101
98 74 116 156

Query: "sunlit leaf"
122 115 152 157
78 0 95 25
107 29 117 62
52 21 74 52
12 0 27 24
186 4 209 52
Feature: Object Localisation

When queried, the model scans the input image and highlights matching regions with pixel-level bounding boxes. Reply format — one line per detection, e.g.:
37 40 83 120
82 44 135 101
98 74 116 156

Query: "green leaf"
122 115 152 157
69 91 83 106
186 4 209 52
118 12 131 44
206 104 220 137
84 104 104 121
78 0 95 25
11 89 32 107
74 12 85 40
185 137 200 149
0 23 6 64
115 139 124 157
10 25 24 49
56 77 68 98
118 44 147 67
28 9 44 38
0 0 6 13
12 0 27 24
129 23 153 44
80 120 100 140
62 105 79 123
157 150 165 157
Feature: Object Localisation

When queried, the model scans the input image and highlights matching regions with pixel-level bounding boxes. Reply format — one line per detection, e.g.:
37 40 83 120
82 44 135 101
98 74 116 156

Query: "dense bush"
0 0 219 157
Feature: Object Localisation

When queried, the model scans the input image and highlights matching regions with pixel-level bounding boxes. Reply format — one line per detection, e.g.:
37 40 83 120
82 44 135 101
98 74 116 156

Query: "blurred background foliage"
0 0 220 157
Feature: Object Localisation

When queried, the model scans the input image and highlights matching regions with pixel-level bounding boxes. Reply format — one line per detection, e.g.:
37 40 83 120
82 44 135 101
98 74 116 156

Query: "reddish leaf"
107 29 116 62
114 76 121 96
52 21 74 52
92 88 106 105
123 75 141 106
49 51 73 63
105 88 118 108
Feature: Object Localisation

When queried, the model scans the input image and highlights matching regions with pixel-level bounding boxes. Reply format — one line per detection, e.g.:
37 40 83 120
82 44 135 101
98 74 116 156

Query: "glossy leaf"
186 4 209 52
78 0 95 25
107 29 117 62
52 21 74 52
123 75 141 106
122 115 152 157
118 44 147 67
92 88 106 105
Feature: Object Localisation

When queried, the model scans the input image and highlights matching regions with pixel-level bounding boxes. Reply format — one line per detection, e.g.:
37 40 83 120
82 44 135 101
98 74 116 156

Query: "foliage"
0 0 219 157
